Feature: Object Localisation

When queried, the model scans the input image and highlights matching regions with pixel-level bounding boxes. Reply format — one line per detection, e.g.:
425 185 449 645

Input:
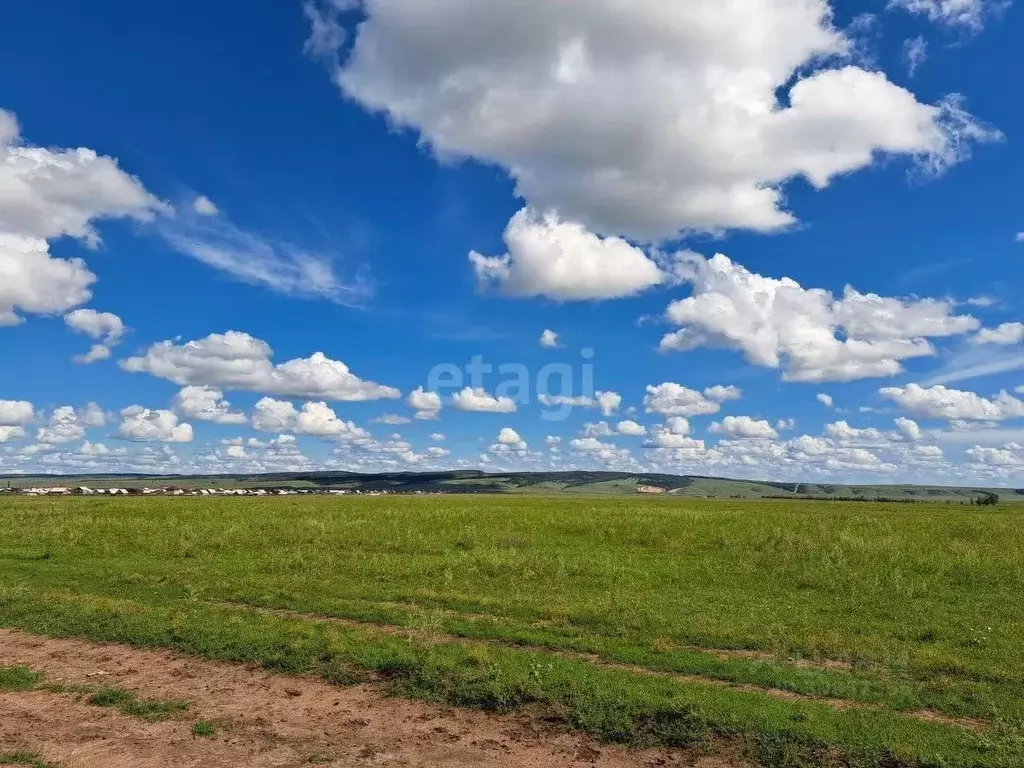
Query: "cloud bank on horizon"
2 0 1024 484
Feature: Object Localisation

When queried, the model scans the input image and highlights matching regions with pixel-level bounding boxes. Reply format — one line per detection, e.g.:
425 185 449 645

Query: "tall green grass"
1 496 1022 766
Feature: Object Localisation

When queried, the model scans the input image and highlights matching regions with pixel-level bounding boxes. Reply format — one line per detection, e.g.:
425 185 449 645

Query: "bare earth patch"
0 629 744 768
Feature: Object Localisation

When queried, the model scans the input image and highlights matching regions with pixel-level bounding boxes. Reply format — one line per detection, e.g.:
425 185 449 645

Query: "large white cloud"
661 253 980 382
880 383 1024 421
116 406 194 443
325 1 997 240
470 208 666 300
0 109 166 325
173 386 247 425
121 331 400 401
0 108 166 244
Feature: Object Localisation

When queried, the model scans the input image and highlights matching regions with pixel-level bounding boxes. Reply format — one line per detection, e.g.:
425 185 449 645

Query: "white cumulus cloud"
644 383 740 417
661 253 980 382
470 209 665 300
407 387 442 420
173 386 247 425
710 416 779 439
121 331 400 401
325 1 997 240
116 406 194 443
452 387 517 413
880 383 1024 421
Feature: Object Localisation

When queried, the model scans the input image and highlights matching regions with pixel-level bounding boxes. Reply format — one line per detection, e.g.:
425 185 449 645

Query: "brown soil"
0 629 746 768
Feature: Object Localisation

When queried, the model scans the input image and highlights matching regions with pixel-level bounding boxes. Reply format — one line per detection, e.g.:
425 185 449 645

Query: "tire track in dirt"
214 600 986 732
0 628 741 768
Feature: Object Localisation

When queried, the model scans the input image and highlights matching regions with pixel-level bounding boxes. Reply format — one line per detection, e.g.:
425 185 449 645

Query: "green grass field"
1 495 1022 766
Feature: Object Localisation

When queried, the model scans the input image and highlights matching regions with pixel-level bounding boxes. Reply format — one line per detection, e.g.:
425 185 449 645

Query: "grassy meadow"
1 495 1022 766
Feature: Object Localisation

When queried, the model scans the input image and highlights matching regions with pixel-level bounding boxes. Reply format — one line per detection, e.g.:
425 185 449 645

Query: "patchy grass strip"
215 600 986 731
0 752 58 768
2 663 189 722
0 588 1010 768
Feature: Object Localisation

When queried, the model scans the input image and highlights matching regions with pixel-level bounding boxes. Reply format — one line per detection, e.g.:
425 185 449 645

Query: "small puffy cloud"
569 437 634 464
582 421 614 438
974 322 1024 346
776 418 796 431
225 444 247 460
372 414 412 425
662 254 980 382
0 400 34 426
429 432 445 441
616 420 647 436
967 444 1024 467
496 427 527 450
710 416 779 439
122 331 399 401
74 344 112 365
895 417 923 441
880 383 1024 421
294 401 370 440
251 397 370 441
79 402 107 428
704 385 742 403
665 417 692 436
888 0 1007 31
192 195 219 216
596 391 622 417
817 393 835 408
173 386 247 425
1016 232 1024 243
538 390 620 415
825 421 886 442
64 310 122 366
64 309 125 344
407 387 442 420
452 387 517 413
540 329 560 348
470 209 665 300
644 383 737 417
903 36 928 77
116 406 193 443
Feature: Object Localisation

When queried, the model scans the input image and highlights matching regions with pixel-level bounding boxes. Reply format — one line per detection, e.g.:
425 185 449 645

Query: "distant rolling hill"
1 470 1022 502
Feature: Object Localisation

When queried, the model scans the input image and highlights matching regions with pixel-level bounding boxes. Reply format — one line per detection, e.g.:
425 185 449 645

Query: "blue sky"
1 0 1023 484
